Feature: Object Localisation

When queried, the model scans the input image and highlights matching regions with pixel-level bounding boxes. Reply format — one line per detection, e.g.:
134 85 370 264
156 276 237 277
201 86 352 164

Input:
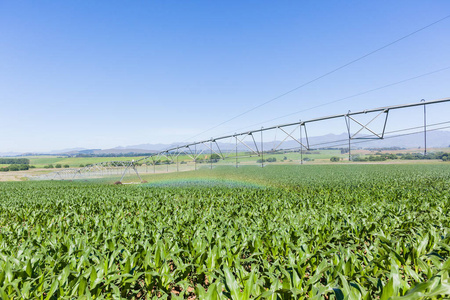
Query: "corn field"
1 165 449 299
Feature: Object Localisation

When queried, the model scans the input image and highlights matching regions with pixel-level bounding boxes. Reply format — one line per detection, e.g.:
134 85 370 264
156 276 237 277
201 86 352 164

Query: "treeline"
351 152 449 162
397 152 449 161
43 164 70 169
0 164 35 172
256 157 277 163
0 158 30 164
352 155 394 162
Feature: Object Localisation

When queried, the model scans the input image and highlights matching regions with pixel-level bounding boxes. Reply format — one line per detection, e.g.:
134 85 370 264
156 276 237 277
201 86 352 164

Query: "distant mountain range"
101 130 450 152
1 130 449 157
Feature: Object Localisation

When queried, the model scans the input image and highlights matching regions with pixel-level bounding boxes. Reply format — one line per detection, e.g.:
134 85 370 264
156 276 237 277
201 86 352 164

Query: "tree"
0 158 30 165
330 156 340 162
208 154 221 163
8 165 19 171
63 164 70 168
55 164 62 168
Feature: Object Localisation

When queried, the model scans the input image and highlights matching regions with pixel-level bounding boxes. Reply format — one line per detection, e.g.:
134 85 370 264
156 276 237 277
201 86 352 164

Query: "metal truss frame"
345 110 389 140
272 123 310 151
29 97 450 181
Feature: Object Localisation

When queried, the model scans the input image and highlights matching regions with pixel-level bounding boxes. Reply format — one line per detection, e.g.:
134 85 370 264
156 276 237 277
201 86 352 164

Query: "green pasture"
9 147 450 170
23 156 147 168
16 147 449 169
20 150 337 168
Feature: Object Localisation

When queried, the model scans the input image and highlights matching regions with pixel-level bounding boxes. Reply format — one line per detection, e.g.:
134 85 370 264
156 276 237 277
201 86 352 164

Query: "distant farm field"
18 147 450 169
1 164 449 299
23 156 148 168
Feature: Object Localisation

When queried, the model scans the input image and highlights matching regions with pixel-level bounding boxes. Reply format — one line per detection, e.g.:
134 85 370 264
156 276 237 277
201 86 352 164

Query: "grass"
23 156 147 167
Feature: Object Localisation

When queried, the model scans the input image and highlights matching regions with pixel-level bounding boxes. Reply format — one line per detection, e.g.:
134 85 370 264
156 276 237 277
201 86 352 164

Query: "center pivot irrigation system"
30 97 450 182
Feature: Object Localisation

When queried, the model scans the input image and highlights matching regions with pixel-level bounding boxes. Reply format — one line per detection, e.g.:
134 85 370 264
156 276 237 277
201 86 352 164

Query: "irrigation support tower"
30 97 450 182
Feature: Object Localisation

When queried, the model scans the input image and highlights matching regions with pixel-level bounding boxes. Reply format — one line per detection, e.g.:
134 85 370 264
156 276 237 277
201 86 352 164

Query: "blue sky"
1 1 449 152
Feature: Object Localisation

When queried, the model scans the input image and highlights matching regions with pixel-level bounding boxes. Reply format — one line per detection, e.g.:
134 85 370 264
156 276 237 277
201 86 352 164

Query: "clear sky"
1 1 449 153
